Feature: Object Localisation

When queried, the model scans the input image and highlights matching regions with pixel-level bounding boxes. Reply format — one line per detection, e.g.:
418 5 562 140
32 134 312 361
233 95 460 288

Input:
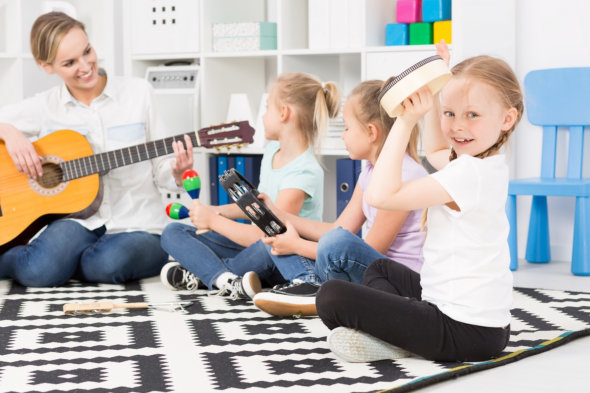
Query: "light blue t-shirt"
258 140 324 221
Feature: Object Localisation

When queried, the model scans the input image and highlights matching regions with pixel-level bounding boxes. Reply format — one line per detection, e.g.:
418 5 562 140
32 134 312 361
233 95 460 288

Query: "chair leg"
525 195 551 263
572 196 590 276
506 195 518 270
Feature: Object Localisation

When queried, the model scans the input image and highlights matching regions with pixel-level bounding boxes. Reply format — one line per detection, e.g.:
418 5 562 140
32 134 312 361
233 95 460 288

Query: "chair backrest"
524 67 590 180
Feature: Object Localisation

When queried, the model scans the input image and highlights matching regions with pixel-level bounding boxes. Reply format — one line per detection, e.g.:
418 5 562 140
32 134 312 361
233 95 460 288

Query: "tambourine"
378 55 452 118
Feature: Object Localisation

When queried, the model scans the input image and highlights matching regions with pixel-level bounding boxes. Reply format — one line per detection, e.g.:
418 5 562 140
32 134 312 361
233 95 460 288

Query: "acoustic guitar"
0 121 254 253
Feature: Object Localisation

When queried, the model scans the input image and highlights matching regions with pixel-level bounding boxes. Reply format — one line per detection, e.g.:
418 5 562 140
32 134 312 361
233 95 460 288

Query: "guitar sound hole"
38 163 63 188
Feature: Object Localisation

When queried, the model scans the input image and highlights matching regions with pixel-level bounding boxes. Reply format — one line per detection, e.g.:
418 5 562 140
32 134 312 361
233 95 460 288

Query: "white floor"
420 259 590 393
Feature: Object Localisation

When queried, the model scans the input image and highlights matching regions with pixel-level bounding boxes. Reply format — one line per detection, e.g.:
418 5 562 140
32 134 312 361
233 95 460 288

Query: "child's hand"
261 221 299 255
435 39 450 66
188 200 216 230
400 86 433 123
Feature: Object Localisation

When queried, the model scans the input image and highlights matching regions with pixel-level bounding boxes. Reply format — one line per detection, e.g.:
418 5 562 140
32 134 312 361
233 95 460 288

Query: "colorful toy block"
386 23 409 46
409 22 433 45
422 0 452 22
396 0 422 24
433 20 452 44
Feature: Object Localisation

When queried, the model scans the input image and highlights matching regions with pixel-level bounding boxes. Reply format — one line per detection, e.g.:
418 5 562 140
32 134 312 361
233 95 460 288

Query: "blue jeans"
263 244 320 284
315 227 386 283
160 222 287 289
0 220 168 287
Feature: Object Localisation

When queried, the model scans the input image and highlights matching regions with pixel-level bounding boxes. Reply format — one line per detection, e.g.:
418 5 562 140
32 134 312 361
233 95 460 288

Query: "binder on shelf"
336 158 357 217
245 155 263 188
217 156 230 205
209 155 219 205
337 158 363 236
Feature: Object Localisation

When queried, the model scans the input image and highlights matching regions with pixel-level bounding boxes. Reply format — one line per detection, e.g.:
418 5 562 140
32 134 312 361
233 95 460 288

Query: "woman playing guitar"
0 11 195 287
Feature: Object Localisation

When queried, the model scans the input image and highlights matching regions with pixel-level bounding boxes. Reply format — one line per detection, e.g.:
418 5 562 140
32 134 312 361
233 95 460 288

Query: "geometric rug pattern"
0 278 589 393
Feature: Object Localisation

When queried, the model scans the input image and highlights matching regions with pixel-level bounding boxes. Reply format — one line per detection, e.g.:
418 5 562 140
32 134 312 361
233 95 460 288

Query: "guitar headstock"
197 121 255 151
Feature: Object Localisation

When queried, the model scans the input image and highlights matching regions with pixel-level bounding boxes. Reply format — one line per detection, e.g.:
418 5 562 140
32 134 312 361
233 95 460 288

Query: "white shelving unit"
1 0 515 222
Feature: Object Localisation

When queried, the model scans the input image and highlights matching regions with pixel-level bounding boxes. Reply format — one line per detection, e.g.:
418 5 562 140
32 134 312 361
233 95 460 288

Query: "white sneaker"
327 327 411 363
218 271 262 300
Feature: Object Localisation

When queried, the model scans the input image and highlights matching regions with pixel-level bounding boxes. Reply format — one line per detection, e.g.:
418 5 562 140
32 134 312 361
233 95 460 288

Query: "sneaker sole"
327 327 410 363
254 297 317 317
243 272 262 299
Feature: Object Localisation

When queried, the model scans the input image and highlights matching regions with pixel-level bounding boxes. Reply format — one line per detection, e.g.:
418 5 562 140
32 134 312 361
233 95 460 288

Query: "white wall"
514 0 590 261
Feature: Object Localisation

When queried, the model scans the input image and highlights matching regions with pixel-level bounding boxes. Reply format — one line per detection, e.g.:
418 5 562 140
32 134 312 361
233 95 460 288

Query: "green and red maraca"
165 169 202 221
182 169 201 199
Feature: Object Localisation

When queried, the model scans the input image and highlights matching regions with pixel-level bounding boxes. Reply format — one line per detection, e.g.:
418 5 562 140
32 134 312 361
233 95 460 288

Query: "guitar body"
0 130 99 252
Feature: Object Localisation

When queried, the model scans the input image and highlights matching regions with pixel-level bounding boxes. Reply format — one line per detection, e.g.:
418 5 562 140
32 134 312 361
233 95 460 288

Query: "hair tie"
321 82 328 95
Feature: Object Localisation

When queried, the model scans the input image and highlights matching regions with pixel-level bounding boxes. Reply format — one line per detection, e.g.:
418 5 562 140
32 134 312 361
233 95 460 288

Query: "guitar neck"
60 133 198 181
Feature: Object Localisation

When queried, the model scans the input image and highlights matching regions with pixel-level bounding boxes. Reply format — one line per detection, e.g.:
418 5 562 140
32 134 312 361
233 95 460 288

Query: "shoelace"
208 278 243 299
272 279 305 291
179 269 200 291
228 279 245 300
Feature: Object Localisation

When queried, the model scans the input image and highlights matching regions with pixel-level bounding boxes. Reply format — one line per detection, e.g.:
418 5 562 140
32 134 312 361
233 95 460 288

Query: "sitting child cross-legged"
318 43 524 363
252 79 428 317
159 72 341 300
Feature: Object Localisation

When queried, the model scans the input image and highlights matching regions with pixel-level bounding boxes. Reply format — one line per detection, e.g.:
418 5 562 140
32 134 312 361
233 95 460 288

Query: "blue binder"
244 155 263 188
235 156 246 178
336 159 357 216
208 155 218 205
217 156 229 205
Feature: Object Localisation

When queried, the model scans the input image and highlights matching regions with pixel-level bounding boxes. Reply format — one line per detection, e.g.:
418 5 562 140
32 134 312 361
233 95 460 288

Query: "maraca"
182 169 201 199
166 202 189 219
164 169 209 234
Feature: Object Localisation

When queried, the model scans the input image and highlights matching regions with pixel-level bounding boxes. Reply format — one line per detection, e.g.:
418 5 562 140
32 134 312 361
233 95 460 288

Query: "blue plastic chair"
507 67 590 276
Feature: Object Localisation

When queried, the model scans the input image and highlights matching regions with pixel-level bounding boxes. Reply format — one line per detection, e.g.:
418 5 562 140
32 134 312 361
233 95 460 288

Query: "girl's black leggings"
316 258 510 362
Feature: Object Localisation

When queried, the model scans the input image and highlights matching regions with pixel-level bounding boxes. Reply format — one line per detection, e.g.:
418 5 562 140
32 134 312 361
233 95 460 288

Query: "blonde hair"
420 55 524 230
30 11 86 64
368 78 421 162
273 72 341 149
448 55 524 161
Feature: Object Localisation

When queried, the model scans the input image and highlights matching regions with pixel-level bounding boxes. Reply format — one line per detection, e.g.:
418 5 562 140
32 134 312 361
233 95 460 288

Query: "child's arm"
189 201 263 246
424 40 452 170
364 209 410 254
262 221 318 259
367 87 453 211
258 193 337 241
332 183 368 235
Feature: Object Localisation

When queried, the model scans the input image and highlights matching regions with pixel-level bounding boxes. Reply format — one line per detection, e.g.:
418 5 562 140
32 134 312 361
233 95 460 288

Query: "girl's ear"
501 107 518 131
366 122 380 142
280 104 290 122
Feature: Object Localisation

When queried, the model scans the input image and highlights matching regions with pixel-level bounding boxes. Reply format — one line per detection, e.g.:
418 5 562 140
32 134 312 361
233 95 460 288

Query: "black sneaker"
253 279 320 317
160 261 203 291
218 271 262 300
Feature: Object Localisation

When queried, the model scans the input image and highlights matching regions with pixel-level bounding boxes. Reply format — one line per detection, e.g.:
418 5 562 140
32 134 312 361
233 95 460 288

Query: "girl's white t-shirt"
420 154 513 328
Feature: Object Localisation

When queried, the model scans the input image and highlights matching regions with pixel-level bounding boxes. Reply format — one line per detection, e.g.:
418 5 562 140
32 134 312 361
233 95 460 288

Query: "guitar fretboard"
60 133 198 181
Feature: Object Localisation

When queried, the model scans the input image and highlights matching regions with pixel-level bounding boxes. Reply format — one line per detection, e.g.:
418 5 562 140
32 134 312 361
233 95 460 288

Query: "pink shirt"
358 154 428 272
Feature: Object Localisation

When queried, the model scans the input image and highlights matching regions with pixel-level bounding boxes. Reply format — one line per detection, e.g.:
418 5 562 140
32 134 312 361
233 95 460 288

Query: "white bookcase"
0 0 515 222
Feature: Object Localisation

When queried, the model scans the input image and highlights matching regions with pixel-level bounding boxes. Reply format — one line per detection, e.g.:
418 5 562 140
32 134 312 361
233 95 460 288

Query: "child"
159 72 341 299
317 44 523 362
0 12 193 286
252 80 428 317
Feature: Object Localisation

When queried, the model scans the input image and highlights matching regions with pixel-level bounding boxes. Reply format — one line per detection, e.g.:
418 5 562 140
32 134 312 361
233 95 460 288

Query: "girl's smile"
440 77 515 157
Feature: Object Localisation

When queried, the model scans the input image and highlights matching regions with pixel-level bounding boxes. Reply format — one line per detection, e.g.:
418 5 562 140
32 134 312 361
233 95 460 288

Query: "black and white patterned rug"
0 278 589 393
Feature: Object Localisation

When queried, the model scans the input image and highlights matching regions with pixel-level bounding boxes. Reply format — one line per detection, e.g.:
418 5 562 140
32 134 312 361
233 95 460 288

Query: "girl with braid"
317 42 524 363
